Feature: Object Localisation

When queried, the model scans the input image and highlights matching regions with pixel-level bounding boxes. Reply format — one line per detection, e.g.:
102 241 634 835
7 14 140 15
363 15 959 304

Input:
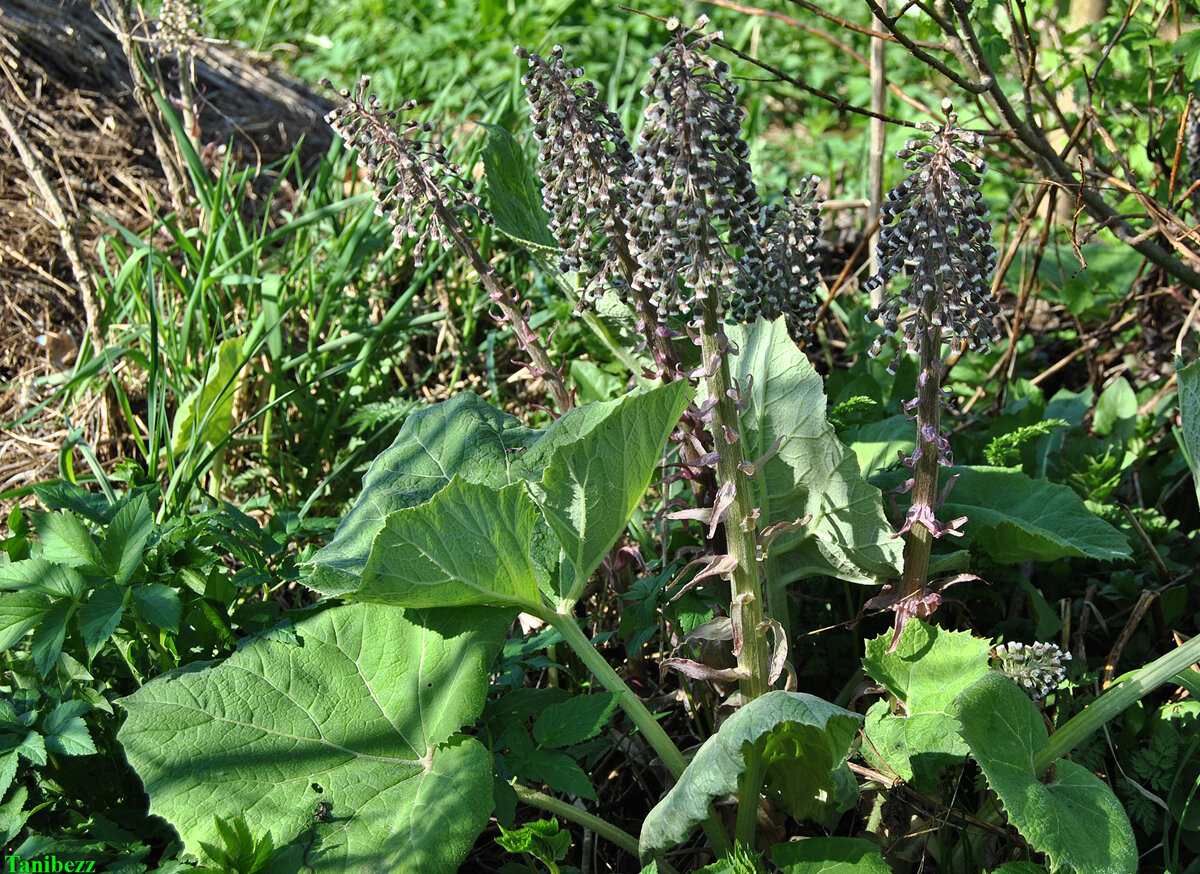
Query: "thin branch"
863 0 994 93
714 39 920 128
783 0 945 48
703 0 931 113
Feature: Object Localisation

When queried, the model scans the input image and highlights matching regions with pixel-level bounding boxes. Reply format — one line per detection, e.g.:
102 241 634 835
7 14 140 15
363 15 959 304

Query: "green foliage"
119 603 511 873
769 837 891 874
861 619 991 790
956 673 1137 874
639 692 861 859
495 818 572 874
985 419 1069 467
198 815 276 874
12 0 1200 870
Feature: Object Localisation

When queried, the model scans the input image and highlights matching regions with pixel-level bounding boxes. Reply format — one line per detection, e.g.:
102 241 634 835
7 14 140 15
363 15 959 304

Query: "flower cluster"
865 101 1000 368
733 179 824 342
151 0 204 59
321 77 490 264
515 45 634 280
993 640 1072 700
625 16 761 324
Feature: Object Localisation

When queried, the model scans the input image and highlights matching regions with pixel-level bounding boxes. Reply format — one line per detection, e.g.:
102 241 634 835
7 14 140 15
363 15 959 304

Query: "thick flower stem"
898 292 942 600
699 295 771 703
432 200 573 413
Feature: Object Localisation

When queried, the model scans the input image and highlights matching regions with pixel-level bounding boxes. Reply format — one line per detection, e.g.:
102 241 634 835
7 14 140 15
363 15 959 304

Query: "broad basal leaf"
527 382 688 602
938 467 1130 563
724 319 901 586
956 673 1136 874
355 478 542 609
639 691 860 859
119 603 510 874
305 394 542 597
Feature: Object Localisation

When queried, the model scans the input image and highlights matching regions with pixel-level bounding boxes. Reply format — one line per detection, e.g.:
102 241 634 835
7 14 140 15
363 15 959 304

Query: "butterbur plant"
108 16 1191 874
863 102 1000 638
320 75 574 413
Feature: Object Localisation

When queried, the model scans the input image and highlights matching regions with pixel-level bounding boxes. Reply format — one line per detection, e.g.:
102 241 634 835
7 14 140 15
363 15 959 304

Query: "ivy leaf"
119 603 509 874
956 673 1136 874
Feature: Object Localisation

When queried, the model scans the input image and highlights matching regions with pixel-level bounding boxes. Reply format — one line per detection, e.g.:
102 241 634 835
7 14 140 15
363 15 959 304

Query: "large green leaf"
355 478 543 609
860 620 991 789
170 336 246 456
639 691 860 859
305 394 542 597
308 387 686 604
527 381 688 602
118 603 509 874
724 319 901 586
939 467 1130 563
1176 357 1200 507
956 673 1136 874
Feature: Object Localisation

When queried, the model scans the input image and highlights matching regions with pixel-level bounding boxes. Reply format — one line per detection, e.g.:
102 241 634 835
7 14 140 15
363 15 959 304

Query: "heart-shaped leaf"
119 603 510 873
356 478 543 609
724 318 902 587
956 673 1136 874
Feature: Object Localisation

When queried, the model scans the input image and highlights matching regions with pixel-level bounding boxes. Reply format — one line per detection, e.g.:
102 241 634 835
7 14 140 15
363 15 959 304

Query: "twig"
702 0 930 114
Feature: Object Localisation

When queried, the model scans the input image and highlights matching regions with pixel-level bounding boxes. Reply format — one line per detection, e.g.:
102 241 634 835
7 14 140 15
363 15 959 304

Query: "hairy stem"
899 292 942 600
698 295 770 701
